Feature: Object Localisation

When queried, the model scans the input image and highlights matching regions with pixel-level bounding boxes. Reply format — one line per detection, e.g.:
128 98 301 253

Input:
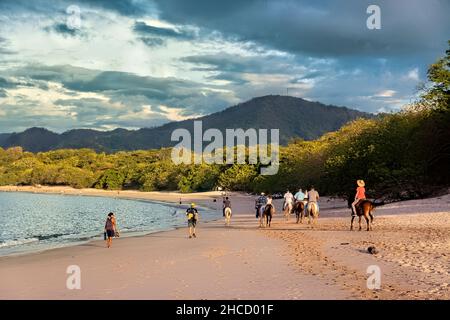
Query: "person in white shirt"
283 190 294 209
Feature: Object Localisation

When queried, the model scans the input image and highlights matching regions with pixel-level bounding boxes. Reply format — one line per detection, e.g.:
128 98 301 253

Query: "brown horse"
262 204 275 227
350 200 375 231
293 201 305 223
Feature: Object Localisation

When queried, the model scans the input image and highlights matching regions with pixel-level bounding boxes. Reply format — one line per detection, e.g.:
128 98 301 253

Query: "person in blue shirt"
294 188 305 201
255 192 267 218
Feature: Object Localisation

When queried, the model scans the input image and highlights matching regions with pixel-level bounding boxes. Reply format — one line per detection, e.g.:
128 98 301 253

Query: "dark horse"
293 201 305 223
350 200 375 231
262 204 275 227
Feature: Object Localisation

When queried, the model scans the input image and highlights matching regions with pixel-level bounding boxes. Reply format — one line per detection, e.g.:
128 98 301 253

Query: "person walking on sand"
186 203 199 239
104 212 118 248
351 180 366 216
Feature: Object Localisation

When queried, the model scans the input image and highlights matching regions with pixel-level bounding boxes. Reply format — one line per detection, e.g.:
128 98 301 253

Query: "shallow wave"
0 238 40 248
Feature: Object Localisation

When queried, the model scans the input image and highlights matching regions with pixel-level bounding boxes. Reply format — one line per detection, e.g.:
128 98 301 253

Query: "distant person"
352 180 366 216
104 212 118 248
306 186 320 211
255 192 267 218
283 190 294 210
294 188 307 215
294 188 305 201
223 197 231 217
186 203 199 239
266 195 273 205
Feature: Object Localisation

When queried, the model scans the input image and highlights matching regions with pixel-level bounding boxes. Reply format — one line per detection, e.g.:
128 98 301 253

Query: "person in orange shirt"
351 180 366 216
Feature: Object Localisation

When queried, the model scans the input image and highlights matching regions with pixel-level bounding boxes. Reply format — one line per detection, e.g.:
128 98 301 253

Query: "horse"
224 207 232 226
261 204 275 227
283 201 293 221
350 199 375 231
293 201 305 223
306 201 319 226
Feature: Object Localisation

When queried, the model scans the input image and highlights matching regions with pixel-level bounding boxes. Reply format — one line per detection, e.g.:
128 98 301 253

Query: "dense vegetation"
0 43 448 200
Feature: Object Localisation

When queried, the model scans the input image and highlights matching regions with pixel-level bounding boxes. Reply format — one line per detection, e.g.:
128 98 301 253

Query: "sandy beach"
0 186 449 300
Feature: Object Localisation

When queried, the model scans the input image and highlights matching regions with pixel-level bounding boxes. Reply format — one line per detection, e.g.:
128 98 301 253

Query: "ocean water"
0 192 218 256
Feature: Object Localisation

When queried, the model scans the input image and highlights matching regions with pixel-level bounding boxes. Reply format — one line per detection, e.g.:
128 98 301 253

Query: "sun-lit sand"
0 186 449 299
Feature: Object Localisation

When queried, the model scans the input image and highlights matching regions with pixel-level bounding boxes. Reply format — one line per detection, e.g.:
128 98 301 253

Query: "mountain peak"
0 96 372 152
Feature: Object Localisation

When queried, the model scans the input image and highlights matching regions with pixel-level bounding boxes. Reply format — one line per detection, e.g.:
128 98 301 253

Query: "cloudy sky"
0 0 449 132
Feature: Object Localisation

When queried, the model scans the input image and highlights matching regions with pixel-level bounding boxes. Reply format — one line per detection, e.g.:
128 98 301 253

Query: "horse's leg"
364 213 370 231
358 216 362 231
350 216 354 230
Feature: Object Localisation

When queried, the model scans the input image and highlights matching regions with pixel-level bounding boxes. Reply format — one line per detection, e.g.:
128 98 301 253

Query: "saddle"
354 199 366 215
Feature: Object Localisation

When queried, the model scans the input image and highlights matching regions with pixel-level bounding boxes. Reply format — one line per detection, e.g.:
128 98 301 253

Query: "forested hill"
0 95 371 152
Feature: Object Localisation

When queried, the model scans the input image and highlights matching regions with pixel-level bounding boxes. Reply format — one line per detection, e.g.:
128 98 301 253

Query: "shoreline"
0 185 449 299
0 185 227 258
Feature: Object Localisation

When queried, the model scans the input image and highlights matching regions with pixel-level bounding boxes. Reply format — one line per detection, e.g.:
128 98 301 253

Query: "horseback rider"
223 196 231 217
294 188 307 215
306 186 320 212
255 192 267 218
294 188 305 202
351 180 366 216
283 190 294 211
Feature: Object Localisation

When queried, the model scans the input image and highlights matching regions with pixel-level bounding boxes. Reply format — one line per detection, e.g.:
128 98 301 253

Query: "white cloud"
405 68 419 81
374 90 397 97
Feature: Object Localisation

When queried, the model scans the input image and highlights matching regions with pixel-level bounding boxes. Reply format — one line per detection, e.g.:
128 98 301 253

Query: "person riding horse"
283 190 294 220
293 188 307 223
350 180 376 231
255 192 267 218
351 180 366 216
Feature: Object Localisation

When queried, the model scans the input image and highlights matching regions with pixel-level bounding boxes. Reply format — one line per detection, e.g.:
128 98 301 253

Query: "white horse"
283 200 293 221
306 202 319 226
224 207 232 226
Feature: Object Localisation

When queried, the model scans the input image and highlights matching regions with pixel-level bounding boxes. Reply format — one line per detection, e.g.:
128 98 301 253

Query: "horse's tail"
309 202 318 217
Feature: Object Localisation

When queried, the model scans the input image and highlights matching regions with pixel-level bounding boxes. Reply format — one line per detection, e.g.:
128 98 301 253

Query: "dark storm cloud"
155 0 450 59
6 64 236 116
181 53 295 74
133 21 196 47
133 21 194 40
43 23 88 38
0 0 153 16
